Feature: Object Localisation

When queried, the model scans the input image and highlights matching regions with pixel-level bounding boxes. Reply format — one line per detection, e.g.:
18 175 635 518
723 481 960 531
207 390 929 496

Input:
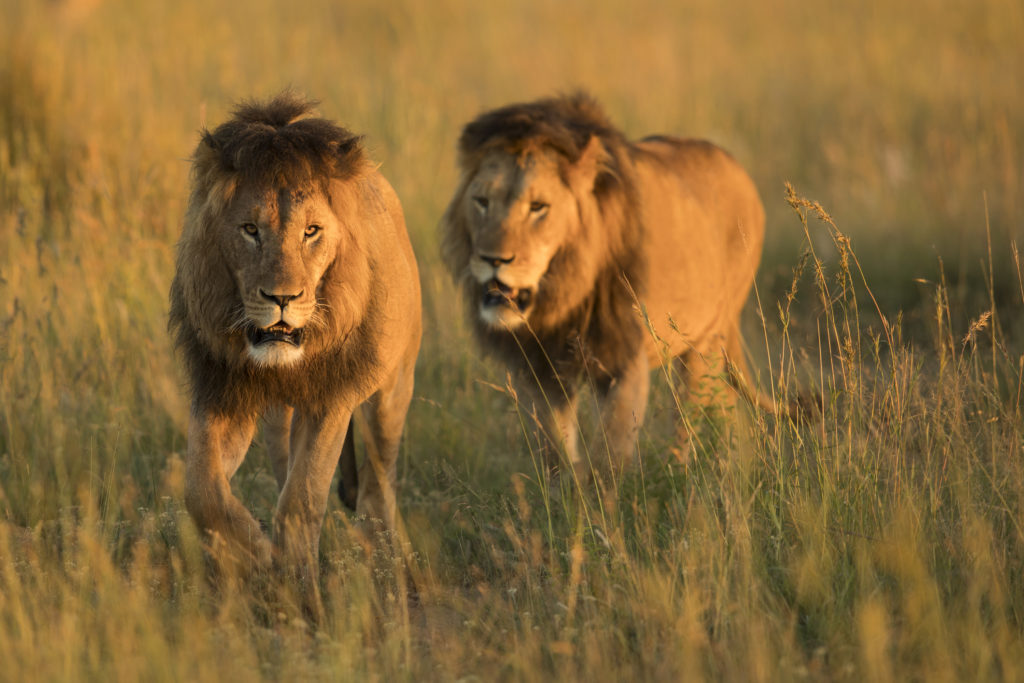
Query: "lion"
168 94 421 610
441 93 778 474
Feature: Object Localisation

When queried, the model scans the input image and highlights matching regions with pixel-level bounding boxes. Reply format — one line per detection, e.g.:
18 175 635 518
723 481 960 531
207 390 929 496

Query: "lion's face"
217 182 342 367
459 149 581 329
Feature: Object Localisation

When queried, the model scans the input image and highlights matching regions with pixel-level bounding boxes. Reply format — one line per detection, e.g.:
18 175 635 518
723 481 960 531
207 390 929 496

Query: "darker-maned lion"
169 94 421 609
441 93 771 473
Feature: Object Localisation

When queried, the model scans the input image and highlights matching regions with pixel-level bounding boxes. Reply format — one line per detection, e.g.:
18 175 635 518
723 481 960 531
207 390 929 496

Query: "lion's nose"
479 253 515 268
259 289 304 309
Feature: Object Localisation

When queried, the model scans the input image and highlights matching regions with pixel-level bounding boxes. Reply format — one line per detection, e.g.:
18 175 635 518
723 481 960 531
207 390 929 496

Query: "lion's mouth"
482 279 534 311
246 323 304 347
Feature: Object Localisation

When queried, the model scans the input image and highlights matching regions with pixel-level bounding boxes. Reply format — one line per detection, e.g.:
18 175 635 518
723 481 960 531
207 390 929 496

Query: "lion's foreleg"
274 406 351 560
273 404 352 616
264 404 294 490
597 349 650 472
673 336 740 452
523 382 581 477
184 408 270 569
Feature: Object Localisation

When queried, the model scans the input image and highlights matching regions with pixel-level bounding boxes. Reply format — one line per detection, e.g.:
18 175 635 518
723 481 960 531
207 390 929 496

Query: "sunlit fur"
168 94 422 611
169 93 378 410
440 92 771 471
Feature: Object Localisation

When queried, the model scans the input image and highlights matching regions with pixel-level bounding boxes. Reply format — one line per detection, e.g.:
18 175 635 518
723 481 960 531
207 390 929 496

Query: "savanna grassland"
2 0 1024 679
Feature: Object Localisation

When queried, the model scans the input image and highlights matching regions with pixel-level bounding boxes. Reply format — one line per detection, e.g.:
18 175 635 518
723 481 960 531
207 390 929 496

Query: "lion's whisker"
308 300 335 330
227 307 250 334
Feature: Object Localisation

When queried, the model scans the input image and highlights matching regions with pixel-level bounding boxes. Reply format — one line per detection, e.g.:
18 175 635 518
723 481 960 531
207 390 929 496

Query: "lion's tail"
726 360 820 421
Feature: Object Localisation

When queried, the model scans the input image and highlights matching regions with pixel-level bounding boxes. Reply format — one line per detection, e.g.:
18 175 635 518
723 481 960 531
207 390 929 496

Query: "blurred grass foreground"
1 0 1023 680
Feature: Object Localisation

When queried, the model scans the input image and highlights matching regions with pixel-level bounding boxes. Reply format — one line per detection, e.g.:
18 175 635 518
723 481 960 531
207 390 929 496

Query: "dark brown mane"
458 92 631 197
200 92 366 189
457 92 617 160
173 299 383 416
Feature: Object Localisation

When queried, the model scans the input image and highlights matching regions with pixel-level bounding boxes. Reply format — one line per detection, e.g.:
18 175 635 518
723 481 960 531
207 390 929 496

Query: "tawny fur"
440 93 766 473
169 93 421 615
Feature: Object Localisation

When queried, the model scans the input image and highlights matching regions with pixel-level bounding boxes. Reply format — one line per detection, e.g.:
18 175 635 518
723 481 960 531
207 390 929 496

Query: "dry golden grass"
1 0 1023 679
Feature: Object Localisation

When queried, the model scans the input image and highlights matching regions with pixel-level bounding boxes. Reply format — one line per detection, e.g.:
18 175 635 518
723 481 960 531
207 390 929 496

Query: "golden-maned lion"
441 93 770 473
169 94 421 606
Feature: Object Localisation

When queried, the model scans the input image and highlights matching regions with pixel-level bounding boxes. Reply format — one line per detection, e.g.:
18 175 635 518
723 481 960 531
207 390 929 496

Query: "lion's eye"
240 223 259 240
304 224 322 239
472 196 489 213
529 201 549 214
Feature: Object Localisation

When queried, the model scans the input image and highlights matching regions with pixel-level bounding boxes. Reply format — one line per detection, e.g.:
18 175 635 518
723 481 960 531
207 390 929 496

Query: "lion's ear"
193 132 226 177
328 135 367 179
568 135 609 196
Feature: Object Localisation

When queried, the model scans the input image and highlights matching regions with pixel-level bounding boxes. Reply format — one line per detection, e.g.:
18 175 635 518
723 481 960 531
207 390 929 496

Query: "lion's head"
170 94 377 394
440 94 646 381
440 94 642 336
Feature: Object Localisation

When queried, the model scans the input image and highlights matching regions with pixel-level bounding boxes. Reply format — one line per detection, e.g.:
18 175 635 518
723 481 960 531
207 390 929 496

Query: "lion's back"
352 169 423 370
364 170 421 290
631 137 765 357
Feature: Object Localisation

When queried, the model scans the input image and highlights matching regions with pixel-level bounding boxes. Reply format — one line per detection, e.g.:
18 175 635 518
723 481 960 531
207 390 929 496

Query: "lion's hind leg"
677 338 738 412
671 335 739 453
350 354 420 604
354 354 416 536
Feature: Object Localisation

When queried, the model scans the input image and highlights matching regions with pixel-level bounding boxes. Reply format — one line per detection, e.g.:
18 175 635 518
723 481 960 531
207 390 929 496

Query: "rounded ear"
568 135 610 196
329 135 367 180
190 132 230 194
439 174 473 281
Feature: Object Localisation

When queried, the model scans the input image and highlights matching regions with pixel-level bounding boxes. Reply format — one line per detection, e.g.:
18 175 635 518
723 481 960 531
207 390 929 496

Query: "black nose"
259 289 303 308
479 253 515 268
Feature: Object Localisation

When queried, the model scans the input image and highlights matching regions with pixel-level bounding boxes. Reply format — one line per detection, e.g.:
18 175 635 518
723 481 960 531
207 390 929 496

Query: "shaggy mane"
446 93 648 387
200 92 366 189
457 92 630 197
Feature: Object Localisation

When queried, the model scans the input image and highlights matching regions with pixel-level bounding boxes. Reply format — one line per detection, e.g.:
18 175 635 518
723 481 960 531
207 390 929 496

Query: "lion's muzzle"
241 286 314 361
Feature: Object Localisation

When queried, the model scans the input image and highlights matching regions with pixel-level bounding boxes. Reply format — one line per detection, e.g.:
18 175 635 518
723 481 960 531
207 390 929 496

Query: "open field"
2 0 1023 679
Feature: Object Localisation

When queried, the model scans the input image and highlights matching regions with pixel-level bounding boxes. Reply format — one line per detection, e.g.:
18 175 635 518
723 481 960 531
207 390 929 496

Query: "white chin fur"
246 342 305 367
480 304 527 329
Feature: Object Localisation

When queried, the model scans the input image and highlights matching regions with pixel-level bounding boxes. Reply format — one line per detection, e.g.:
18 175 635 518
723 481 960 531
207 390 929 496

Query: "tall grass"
1 0 1023 679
